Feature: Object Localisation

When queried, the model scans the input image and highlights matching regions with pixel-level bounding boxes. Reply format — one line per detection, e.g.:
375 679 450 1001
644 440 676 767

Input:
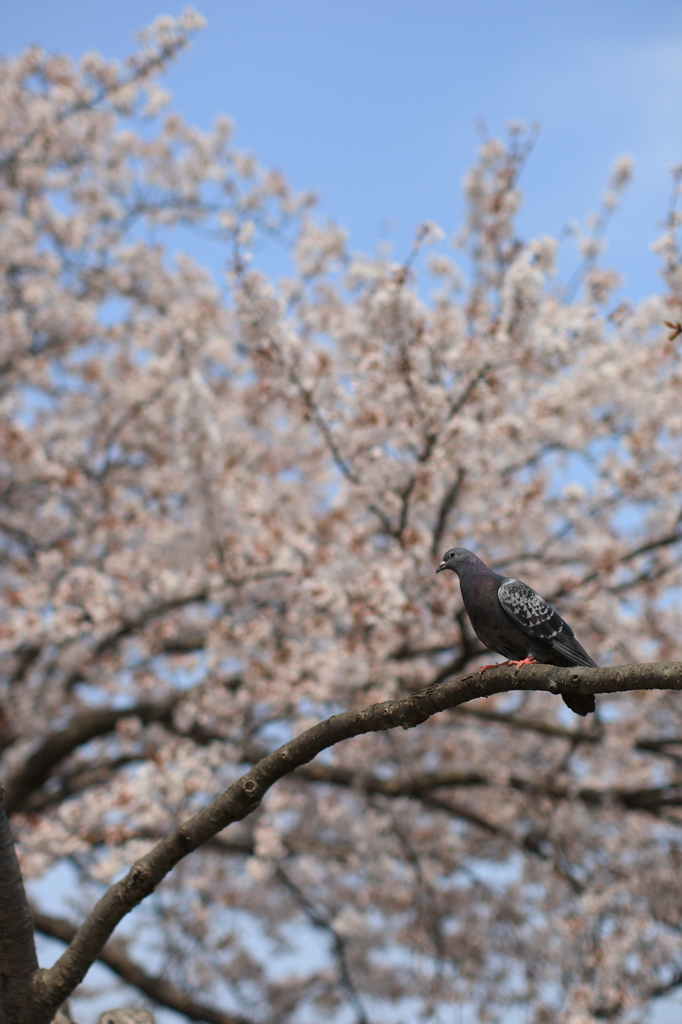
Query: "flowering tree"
2 11 682 1024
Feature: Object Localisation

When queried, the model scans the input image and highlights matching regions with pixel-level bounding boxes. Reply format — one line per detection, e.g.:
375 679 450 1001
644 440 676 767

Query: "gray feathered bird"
436 547 596 715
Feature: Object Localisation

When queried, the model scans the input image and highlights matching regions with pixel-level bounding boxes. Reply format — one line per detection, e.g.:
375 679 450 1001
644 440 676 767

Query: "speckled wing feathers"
498 578 562 638
497 578 597 668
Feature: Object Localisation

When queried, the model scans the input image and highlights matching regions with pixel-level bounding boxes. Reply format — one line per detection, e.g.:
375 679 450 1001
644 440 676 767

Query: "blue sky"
2 0 682 301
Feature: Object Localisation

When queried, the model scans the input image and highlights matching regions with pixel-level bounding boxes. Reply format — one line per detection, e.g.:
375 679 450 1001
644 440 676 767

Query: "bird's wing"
497 578 596 667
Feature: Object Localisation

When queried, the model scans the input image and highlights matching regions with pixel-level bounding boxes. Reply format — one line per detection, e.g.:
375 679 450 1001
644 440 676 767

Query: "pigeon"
436 547 596 715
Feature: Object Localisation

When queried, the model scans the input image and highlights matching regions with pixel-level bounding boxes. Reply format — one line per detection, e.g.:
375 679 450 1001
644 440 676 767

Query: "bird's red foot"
508 656 537 672
479 660 510 672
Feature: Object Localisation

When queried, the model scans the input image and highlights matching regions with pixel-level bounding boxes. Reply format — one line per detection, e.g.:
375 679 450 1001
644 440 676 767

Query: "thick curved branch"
28 660 682 1023
56 575 283 691
4 698 177 814
32 912 250 1024
61 591 210 689
0 786 38 1021
23 757 143 814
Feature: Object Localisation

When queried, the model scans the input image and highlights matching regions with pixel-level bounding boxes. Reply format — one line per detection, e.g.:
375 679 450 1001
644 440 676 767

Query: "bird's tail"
562 692 595 716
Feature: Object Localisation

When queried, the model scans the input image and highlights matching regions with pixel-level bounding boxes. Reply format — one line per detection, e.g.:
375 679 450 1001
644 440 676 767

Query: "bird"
436 547 597 715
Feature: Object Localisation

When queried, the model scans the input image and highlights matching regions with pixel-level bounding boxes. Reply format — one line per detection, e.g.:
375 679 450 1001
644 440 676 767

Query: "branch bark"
0 786 38 1023
4 699 177 814
294 759 682 815
21 661 682 1022
61 591 210 690
32 912 251 1024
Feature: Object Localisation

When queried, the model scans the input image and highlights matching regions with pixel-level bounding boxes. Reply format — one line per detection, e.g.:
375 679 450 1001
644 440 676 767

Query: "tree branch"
294 761 682 818
22 757 143 814
62 591 210 690
27 660 682 1022
289 757 583 888
431 467 466 556
454 703 601 741
32 912 250 1024
5 699 177 814
274 866 368 1024
0 786 38 1022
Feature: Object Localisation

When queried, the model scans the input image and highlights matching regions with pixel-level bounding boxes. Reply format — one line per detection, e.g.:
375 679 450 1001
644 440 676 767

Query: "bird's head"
436 547 475 575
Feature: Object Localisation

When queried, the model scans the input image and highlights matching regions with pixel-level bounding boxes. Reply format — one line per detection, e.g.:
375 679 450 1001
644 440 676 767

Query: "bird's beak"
436 561 447 573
